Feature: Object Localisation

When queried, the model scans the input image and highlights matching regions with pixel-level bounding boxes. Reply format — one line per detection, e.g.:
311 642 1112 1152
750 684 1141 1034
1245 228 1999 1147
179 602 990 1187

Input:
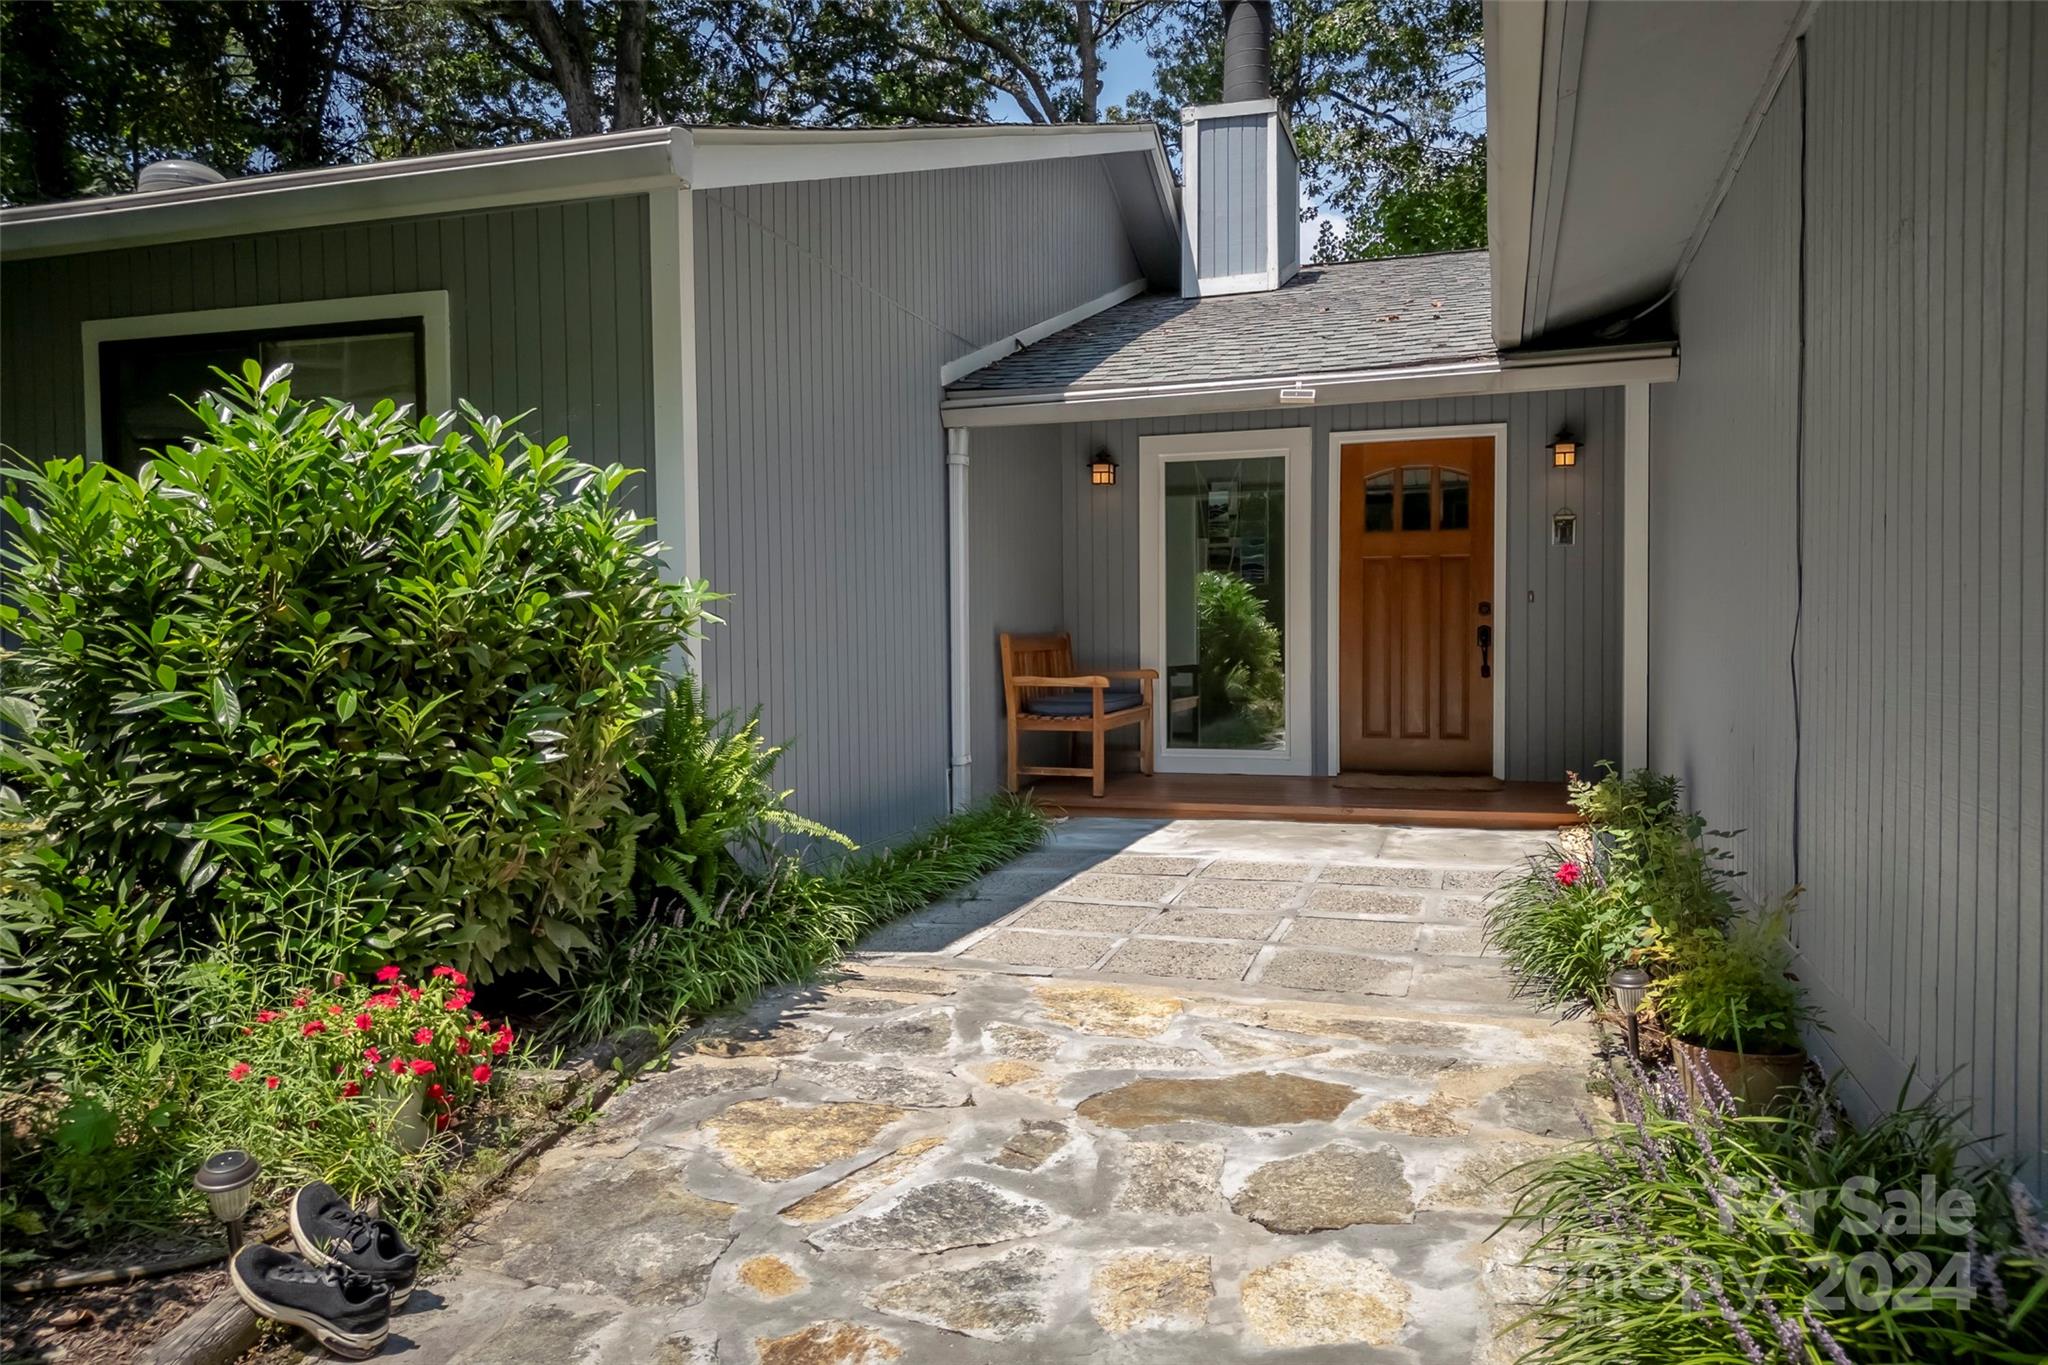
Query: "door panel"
1338 437 1494 773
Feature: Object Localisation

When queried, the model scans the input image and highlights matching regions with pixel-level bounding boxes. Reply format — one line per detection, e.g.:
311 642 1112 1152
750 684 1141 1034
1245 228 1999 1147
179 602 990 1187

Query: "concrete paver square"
1257 948 1414 995
1011 901 1160 933
1420 925 1489 955
1105 937 1257 982
1091 854 1205 876
1318 863 1441 888
1305 885 1427 918
1146 908 1283 940
1283 917 1421 952
1049 872 1188 904
1198 858 1316 881
969 929 1116 969
1174 879 1304 911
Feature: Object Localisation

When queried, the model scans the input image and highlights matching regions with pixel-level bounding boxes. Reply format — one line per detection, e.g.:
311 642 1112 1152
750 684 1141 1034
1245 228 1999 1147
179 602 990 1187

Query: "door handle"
1477 623 1493 679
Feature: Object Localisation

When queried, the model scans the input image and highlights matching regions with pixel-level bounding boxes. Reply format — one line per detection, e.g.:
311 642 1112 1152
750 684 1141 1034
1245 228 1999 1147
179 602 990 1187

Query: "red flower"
405 986 421 1001
1554 860 1583 888
292 995 308 1009
433 1111 452 1133
412 1026 434 1047
363 1046 381 1063
255 1009 280 1024
456 1037 472 1056
354 1013 374 1032
341 1081 362 1098
229 1061 252 1082
375 965 403 983
471 1063 492 1086
365 991 400 1010
427 1083 446 1101
445 988 474 1012
264 1075 281 1090
301 1020 328 1037
430 966 469 986
491 1030 512 1057
410 1058 436 1076
326 1003 343 1015
389 1057 408 1075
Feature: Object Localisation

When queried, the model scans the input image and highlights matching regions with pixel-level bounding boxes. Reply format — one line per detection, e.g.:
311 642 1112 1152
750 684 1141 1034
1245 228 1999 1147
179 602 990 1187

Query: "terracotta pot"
1671 1037 1806 1114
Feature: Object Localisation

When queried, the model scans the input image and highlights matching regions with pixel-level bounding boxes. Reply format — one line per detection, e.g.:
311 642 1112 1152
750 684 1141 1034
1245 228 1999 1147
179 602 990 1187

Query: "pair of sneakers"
228 1182 420 1360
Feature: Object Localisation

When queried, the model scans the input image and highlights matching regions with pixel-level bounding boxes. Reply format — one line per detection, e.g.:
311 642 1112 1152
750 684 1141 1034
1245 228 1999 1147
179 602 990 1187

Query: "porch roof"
943 250 1494 399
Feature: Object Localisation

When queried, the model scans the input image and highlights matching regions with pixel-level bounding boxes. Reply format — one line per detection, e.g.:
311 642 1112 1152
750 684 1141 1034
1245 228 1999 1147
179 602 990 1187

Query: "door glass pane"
1439 468 1470 530
1363 470 1394 532
1401 466 1432 529
1163 456 1286 751
263 333 418 413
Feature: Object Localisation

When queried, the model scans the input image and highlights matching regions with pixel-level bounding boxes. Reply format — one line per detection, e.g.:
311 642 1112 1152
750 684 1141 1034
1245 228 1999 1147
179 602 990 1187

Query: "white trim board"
938 278 1147 386
80 291 453 464
647 188 707 682
1138 428 1315 777
1324 424 1511 780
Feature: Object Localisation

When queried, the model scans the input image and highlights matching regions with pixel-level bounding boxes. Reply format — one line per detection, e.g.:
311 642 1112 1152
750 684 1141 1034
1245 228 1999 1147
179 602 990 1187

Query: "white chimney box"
1179 99 1301 299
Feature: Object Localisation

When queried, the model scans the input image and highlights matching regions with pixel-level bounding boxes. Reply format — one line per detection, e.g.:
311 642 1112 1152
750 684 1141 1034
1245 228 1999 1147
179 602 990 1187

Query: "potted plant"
1647 899 1815 1112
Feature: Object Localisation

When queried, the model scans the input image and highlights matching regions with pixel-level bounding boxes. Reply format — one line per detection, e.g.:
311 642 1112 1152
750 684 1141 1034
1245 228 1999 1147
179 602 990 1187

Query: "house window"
97 318 426 472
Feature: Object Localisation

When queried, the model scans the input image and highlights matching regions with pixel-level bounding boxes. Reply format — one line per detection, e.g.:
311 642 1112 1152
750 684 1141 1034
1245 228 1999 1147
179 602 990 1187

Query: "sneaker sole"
289 1198 414 1309
230 1254 388 1361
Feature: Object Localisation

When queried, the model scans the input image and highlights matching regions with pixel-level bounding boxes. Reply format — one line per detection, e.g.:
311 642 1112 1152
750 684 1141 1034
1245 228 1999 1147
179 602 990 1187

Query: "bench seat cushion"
1022 687 1145 718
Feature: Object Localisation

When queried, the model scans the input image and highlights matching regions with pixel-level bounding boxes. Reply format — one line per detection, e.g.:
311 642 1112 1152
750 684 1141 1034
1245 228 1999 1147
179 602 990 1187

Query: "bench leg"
1139 711 1154 776
1090 724 1107 797
1005 720 1020 793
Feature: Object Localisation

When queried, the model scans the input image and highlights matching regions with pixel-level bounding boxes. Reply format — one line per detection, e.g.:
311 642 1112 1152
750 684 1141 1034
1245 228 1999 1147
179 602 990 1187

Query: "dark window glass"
99 318 424 472
1439 468 1470 530
1401 466 1432 530
1363 471 1395 532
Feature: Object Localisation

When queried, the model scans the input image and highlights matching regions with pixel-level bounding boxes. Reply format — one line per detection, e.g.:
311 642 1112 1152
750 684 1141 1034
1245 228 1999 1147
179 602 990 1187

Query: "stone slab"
1173 879 1303 911
1283 917 1421 952
967 929 1115 969
1257 949 1413 996
1145 908 1282 940
1009 900 1160 933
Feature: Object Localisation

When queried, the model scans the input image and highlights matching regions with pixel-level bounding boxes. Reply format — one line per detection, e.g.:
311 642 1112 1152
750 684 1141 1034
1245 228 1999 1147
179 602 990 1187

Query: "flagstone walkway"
385 818 1596 1365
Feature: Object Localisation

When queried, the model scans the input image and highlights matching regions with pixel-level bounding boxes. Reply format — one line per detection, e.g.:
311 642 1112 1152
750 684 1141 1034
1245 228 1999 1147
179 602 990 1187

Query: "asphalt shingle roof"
946 250 1494 398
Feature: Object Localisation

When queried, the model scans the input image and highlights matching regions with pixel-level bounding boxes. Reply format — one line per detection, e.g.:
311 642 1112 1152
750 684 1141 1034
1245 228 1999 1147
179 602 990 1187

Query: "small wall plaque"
1551 507 1578 547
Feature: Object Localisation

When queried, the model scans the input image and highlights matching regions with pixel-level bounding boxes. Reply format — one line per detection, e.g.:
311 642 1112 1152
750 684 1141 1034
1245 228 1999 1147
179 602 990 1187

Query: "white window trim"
1324 424 1510 780
81 290 453 463
1138 427 1314 776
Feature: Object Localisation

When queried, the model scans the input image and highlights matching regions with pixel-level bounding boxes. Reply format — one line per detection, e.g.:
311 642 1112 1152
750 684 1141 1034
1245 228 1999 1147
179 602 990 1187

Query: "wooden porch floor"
1022 772 1578 829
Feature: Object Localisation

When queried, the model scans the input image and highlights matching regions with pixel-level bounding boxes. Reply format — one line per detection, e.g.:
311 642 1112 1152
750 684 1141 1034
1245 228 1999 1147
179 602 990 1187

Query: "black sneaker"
289 1181 420 1307
230 1245 390 1360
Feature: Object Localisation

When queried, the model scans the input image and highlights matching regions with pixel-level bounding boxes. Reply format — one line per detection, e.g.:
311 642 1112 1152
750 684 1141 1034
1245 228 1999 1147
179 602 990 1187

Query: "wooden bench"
1000 632 1156 798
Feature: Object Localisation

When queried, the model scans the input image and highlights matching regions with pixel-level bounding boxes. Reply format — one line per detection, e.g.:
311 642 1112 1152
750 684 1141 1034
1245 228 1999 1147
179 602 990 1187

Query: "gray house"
1 0 2041 1180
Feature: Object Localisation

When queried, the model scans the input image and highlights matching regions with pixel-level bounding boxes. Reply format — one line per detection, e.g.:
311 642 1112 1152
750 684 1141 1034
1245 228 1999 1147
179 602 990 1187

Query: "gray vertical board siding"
1012 389 1624 782
1650 1 2045 1186
0 197 656 516
1648 60 1802 905
1196 115 1270 280
691 156 1144 844
966 424 1067 797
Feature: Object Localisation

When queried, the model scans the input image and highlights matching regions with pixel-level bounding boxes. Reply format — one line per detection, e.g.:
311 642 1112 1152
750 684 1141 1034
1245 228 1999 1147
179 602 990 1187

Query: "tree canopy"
0 0 1483 260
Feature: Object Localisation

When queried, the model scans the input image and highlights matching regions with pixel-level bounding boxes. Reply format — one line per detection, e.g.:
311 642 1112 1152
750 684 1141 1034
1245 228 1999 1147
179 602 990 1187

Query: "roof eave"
1 121 1179 263
940 346 1677 428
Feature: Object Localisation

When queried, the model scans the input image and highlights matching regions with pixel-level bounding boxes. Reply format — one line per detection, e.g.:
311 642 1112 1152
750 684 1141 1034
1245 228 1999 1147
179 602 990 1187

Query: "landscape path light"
193 1149 260 1253
1608 965 1650 1062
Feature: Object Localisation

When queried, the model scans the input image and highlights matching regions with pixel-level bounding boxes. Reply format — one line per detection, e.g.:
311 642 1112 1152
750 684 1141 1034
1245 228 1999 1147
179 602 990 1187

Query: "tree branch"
933 0 1057 123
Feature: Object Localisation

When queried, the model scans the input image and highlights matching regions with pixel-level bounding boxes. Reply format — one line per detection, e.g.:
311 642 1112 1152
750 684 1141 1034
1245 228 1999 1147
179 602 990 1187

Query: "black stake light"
1607 965 1650 1062
194 1149 260 1253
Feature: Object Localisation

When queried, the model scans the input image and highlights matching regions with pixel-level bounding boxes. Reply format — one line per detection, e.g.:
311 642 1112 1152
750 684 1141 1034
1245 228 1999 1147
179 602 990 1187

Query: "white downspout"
946 427 972 810
1622 379 1651 769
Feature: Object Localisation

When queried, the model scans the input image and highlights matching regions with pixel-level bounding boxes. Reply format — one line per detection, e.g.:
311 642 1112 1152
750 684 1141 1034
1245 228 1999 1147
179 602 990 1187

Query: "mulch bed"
1 1256 221 1364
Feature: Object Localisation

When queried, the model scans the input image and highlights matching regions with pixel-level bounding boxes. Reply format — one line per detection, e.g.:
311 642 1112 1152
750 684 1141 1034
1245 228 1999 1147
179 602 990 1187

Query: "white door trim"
1324 423 1511 780
1138 427 1314 775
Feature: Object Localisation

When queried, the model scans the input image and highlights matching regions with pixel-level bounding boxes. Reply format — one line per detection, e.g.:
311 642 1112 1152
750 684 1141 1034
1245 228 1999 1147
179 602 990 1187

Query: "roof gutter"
940 347 1678 428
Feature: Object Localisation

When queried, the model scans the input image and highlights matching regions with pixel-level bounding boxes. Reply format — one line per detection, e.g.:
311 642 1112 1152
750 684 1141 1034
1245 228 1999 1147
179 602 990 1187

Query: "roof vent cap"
137 159 226 193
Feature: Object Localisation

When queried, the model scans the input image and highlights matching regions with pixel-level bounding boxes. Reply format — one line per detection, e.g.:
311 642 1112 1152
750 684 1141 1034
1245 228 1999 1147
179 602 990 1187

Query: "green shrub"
1649 901 1814 1052
1 364 712 989
630 676 850 915
1506 1062 2048 1362
1486 765 1740 1011
1195 569 1284 746
556 796 1048 1041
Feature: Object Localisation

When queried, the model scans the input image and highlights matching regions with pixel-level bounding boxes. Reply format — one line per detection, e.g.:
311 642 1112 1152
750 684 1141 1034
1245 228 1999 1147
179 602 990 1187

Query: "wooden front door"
1338 437 1494 773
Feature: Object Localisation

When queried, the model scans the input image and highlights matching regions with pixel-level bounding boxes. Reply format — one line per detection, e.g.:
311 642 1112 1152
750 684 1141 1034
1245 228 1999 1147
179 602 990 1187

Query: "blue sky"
985 32 1341 261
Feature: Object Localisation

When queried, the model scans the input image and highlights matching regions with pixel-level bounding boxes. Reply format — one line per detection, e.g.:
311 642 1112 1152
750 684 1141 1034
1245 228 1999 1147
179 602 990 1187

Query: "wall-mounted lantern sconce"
1088 451 1118 487
1552 507 1579 546
1549 431 1580 468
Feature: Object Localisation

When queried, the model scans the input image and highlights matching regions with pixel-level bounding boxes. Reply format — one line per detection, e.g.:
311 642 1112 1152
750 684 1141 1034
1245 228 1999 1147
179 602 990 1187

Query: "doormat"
1333 772 1506 792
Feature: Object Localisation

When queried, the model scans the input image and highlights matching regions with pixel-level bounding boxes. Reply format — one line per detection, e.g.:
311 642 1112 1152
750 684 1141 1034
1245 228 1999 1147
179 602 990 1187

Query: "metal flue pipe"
1220 1 1274 102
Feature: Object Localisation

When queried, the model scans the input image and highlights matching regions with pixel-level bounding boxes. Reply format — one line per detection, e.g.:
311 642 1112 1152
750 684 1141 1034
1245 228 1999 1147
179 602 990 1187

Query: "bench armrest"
1011 674 1111 689
1100 668 1160 681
